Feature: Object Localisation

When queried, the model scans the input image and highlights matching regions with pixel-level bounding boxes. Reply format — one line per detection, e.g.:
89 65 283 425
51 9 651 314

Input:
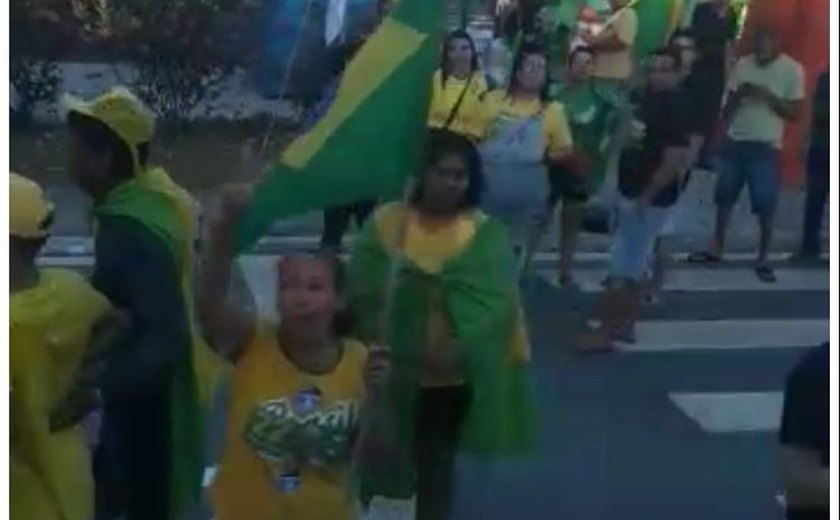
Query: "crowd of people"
9 0 829 519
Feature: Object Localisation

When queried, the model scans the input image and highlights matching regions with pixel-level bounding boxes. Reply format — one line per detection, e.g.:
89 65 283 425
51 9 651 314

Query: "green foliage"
108 0 245 122
9 1 70 109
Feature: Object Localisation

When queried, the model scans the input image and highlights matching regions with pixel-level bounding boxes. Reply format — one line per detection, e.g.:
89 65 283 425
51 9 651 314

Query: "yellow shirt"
483 90 574 160
373 203 531 386
211 326 367 520
591 7 638 80
427 69 490 141
10 269 111 520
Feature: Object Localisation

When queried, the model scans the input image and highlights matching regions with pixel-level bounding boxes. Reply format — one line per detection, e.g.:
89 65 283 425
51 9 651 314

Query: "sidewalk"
42 167 821 256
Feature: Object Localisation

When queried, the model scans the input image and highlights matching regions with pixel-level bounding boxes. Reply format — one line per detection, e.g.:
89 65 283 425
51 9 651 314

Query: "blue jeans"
714 140 781 216
609 197 669 281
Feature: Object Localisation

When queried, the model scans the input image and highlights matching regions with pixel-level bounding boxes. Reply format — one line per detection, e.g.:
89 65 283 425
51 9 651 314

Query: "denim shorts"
608 196 669 281
714 140 781 216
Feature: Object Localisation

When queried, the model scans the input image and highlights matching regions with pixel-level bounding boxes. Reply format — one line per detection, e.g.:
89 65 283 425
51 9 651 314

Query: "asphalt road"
444 259 828 520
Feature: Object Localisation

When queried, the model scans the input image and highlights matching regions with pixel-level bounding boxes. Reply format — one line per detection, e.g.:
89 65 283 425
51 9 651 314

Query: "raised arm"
195 185 258 362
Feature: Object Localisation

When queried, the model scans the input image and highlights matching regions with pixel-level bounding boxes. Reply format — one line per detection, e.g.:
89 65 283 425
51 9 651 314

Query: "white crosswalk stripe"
535 261 828 435
538 266 829 293
610 319 828 353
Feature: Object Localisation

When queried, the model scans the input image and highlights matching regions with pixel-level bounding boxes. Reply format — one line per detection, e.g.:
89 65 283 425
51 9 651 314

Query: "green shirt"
551 81 612 189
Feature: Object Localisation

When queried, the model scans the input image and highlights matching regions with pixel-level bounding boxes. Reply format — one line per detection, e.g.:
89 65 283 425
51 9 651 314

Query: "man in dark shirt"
689 0 738 165
780 343 829 520
579 47 689 352
797 70 829 261
644 29 706 302
63 88 202 520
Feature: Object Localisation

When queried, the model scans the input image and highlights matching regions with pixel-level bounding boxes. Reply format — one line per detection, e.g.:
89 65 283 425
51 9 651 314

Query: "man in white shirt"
689 27 804 283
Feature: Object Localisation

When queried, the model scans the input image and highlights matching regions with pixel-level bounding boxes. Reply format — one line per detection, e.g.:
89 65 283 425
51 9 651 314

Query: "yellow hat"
10 173 54 239
62 87 156 172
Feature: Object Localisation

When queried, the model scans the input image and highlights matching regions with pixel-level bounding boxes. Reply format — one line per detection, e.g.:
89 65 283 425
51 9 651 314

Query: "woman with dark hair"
197 185 391 520
348 129 536 520
427 29 489 141
549 45 613 287
481 43 573 255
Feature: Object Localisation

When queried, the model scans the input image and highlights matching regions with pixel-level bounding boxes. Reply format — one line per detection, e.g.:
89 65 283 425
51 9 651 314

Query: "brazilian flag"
633 0 686 60
235 0 448 251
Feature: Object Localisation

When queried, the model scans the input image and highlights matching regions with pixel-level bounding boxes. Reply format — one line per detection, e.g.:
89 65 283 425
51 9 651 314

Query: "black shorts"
548 162 589 206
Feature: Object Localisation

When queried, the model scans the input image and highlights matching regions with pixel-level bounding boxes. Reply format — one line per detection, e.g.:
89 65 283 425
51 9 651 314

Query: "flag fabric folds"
234 0 447 252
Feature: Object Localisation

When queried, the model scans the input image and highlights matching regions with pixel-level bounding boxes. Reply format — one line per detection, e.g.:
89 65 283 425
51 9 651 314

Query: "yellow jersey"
427 69 490 141
483 90 574 161
211 324 368 520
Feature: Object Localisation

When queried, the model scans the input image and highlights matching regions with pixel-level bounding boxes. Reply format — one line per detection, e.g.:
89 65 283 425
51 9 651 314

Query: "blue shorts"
609 197 669 282
714 140 781 216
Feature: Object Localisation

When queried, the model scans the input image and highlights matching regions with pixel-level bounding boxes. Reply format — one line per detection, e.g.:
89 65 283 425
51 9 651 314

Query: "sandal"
687 251 722 264
755 265 777 283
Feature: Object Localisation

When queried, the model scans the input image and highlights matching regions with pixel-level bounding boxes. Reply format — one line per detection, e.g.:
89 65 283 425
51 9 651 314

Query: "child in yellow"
9 173 127 520
427 29 490 141
196 185 390 520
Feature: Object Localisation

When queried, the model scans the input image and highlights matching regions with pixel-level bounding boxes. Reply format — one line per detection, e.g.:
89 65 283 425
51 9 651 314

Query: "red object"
738 0 830 186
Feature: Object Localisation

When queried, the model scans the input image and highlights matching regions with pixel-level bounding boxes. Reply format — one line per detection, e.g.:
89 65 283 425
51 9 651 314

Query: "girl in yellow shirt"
480 43 574 255
427 29 489 141
196 186 389 520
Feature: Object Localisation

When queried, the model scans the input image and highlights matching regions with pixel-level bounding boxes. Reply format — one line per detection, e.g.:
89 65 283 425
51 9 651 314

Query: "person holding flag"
62 87 203 520
196 185 390 520
348 129 537 519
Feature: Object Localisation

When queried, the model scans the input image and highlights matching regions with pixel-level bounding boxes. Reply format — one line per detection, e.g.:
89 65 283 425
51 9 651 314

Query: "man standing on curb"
688 27 804 283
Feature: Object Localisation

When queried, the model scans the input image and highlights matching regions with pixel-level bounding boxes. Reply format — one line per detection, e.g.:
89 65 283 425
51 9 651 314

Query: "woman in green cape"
348 129 537 519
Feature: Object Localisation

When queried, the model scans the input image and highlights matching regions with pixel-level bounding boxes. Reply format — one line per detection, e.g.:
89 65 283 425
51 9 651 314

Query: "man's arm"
743 83 803 121
583 10 636 52
195 185 257 362
583 27 628 52
93 217 192 401
638 146 688 205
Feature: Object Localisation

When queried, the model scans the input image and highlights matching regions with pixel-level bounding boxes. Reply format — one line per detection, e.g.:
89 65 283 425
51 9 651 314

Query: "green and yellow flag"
235 0 447 251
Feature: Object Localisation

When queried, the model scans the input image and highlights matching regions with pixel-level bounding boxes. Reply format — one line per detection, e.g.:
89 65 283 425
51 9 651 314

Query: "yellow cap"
63 87 156 172
10 173 54 239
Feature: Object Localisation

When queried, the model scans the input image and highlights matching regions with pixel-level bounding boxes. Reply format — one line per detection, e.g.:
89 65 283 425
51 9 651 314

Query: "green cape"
95 179 203 519
348 207 538 498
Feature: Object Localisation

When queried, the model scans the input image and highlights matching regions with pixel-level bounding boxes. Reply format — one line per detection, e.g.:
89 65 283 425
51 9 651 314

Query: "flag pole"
259 0 317 155
349 177 415 500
